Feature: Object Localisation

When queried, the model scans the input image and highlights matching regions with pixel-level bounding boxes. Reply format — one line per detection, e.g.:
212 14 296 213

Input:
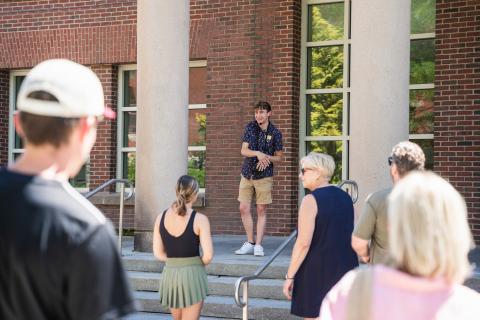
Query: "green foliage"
410 37 435 85
308 3 344 41
127 155 136 184
411 0 436 34
69 163 88 188
308 46 343 89
188 155 205 188
409 90 434 134
308 94 343 137
195 113 206 144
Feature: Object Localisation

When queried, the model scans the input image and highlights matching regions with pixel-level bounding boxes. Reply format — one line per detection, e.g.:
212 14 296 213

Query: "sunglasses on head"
388 156 394 166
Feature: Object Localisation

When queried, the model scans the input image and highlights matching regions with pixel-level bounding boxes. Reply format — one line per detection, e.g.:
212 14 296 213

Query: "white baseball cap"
17 59 115 119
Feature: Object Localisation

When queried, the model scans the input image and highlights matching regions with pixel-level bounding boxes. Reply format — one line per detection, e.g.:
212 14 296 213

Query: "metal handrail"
337 180 359 204
234 180 359 319
84 178 134 253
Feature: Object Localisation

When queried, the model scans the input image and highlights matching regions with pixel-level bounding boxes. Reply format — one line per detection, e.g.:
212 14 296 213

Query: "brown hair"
390 141 425 177
255 101 271 112
172 175 199 216
18 91 80 148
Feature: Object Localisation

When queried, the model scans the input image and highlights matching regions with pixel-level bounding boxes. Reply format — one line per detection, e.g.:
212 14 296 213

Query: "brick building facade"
0 0 478 242
434 0 480 241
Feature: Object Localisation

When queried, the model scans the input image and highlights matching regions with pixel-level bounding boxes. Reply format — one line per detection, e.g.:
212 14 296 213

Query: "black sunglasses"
301 168 312 175
388 156 394 166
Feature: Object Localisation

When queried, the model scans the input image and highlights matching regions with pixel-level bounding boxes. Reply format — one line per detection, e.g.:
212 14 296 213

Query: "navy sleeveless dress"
291 186 359 318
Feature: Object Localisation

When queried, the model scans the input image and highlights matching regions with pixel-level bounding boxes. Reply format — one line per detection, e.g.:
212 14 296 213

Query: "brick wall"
0 0 136 68
0 71 8 166
191 0 301 235
435 0 480 242
90 65 118 189
1 0 302 236
0 0 136 191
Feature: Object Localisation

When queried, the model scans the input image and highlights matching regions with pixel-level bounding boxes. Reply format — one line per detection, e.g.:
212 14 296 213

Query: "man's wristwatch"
285 274 294 280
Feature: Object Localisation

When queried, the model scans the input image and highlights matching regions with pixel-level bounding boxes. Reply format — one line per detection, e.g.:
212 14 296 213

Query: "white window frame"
299 0 351 197
117 61 208 192
116 64 137 189
409 32 435 142
8 70 29 164
188 60 207 193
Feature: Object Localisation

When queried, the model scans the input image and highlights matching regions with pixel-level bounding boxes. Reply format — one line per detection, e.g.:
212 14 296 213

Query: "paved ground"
122 235 480 277
122 235 294 267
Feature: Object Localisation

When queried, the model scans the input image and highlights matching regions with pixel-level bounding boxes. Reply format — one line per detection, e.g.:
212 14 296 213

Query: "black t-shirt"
0 168 137 320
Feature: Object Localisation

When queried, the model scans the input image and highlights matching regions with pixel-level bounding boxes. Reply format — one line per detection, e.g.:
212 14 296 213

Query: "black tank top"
159 209 200 258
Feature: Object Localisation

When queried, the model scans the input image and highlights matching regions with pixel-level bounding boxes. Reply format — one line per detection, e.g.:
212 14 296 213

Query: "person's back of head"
172 175 199 216
16 59 114 147
389 141 425 178
388 171 473 284
13 59 115 177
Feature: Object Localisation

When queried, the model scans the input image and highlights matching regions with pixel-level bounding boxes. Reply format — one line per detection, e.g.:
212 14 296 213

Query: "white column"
349 0 410 211
135 0 189 251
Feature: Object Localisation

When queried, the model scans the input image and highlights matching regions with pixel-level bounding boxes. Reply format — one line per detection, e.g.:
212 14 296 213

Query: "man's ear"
390 163 400 182
77 116 97 141
13 112 25 138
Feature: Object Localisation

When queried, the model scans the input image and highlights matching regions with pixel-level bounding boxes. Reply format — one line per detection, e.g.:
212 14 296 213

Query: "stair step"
129 271 287 300
123 254 288 279
465 271 480 292
134 291 299 320
124 311 236 320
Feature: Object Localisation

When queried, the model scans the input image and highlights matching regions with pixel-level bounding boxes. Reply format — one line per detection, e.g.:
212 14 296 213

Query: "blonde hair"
172 175 199 216
301 152 335 180
388 171 473 283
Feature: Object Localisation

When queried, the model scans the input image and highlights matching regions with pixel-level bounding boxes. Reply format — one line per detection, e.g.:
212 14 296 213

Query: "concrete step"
134 291 299 320
124 311 236 320
129 271 287 300
465 271 480 292
122 254 288 279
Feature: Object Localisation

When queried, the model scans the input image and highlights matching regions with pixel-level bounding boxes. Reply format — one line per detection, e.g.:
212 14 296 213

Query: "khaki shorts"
238 176 273 205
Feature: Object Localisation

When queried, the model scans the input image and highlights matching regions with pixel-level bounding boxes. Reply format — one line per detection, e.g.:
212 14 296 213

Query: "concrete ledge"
88 191 206 207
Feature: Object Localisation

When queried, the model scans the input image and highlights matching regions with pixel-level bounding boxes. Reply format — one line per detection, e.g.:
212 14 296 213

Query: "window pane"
14 76 25 149
122 152 136 184
123 70 137 108
306 94 343 136
122 111 136 148
69 163 89 189
411 0 435 34
189 66 207 104
306 141 343 183
410 39 435 84
189 109 206 146
409 89 434 134
307 46 344 89
308 3 344 42
188 150 205 188
410 139 433 170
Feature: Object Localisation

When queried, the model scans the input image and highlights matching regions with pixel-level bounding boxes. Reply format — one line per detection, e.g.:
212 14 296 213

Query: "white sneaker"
235 242 254 255
254 245 264 257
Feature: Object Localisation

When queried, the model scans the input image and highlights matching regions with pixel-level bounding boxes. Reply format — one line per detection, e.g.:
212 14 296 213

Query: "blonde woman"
283 152 358 319
153 175 214 320
320 171 480 320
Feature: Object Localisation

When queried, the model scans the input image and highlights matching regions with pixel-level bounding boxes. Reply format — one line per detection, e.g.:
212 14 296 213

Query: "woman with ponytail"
153 175 213 320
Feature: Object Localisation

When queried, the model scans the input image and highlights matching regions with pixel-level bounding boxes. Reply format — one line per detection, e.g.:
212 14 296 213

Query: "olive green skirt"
159 256 208 309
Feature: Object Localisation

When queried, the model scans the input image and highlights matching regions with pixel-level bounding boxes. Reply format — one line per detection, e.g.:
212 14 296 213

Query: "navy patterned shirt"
241 120 283 180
